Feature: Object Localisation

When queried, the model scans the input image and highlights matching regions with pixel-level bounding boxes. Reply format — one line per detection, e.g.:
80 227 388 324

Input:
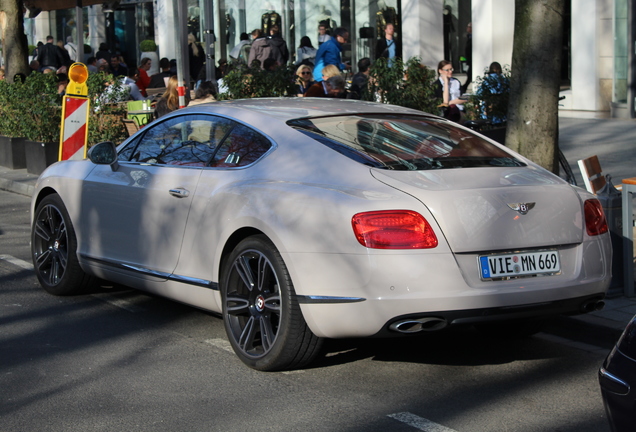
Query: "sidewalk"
1 118 635 333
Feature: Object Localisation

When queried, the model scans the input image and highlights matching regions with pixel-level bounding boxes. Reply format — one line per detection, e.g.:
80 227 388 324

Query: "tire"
221 235 322 371
31 194 94 296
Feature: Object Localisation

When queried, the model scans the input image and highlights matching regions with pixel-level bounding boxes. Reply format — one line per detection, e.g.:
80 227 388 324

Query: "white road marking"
388 412 459 432
0 254 34 271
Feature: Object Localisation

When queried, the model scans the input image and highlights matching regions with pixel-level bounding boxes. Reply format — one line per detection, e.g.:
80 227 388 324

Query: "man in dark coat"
148 58 173 88
37 35 65 71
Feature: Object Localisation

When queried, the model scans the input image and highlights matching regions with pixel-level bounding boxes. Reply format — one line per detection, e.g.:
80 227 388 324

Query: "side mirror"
88 141 119 171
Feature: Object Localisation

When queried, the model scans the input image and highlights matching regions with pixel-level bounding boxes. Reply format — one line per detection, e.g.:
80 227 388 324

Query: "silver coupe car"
31 98 611 371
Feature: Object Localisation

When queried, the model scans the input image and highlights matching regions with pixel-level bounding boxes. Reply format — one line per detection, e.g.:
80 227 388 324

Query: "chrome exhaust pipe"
389 317 447 333
580 299 605 313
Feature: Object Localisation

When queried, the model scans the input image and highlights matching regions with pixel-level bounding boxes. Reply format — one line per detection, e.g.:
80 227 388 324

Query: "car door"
173 121 275 283
79 114 233 276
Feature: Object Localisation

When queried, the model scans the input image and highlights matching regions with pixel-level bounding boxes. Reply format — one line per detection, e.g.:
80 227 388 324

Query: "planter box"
25 140 60 176
0 136 27 169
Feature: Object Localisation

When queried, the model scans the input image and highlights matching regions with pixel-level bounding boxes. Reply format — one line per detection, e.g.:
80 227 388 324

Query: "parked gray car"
31 98 612 370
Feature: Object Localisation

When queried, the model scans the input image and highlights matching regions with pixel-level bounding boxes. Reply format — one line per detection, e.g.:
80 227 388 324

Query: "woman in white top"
435 60 464 122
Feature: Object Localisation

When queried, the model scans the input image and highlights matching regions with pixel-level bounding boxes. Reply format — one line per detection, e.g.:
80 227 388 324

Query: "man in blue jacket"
313 27 350 82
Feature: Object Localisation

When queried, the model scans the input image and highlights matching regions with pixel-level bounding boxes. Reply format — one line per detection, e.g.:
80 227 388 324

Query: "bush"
139 39 157 52
0 72 60 141
363 57 442 115
0 71 127 145
218 64 297 99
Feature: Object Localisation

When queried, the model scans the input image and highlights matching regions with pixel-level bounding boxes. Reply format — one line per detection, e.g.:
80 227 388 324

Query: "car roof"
178 97 433 122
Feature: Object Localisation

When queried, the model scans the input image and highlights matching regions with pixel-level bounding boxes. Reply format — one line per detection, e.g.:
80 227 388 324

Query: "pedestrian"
295 64 315 96
137 57 152 96
95 43 111 62
96 58 109 73
435 60 464 122
0 68 4 80
64 36 78 63
229 33 251 65
312 27 350 82
29 60 40 73
348 57 371 100
296 36 317 66
317 24 332 46
121 68 145 101
188 33 205 82
110 55 128 78
305 75 345 98
155 75 184 119
461 22 473 93
56 40 72 67
247 29 271 69
148 57 173 88
188 80 217 106
375 23 399 65
86 57 98 73
37 35 65 72
267 24 289 66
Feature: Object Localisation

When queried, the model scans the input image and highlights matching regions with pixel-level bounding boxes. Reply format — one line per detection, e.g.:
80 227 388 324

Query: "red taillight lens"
351 210 438 249
584 199 608 236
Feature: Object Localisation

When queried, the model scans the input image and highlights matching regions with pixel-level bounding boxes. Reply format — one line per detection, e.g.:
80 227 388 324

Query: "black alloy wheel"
221 235 322 371
32 194 93 295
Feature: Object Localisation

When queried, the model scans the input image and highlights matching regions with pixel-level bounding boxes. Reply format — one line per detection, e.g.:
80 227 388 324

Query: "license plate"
479 250 560 280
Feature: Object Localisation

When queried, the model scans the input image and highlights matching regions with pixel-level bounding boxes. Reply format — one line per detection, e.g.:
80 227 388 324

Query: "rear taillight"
584 199 608 236
351 210 438 249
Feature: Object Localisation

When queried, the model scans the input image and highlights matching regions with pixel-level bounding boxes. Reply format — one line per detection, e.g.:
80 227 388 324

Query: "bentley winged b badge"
507 202 536 215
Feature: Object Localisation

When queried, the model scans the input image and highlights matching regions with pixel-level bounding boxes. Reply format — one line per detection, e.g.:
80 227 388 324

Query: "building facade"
22 0 635 117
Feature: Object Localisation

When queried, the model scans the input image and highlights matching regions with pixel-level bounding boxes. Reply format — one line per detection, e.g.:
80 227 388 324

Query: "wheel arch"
31 187 59 221
218 227 267 282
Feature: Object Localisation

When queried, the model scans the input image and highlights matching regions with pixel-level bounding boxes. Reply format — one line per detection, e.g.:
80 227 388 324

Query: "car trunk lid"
371 166 584 253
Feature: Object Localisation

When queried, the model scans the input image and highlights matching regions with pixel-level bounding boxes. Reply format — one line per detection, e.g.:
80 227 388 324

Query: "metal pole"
76 1 84 63
174 0 188 108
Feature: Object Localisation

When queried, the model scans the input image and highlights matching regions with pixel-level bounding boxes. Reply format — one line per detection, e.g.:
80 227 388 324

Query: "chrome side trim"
599 367 630 395
296 295 366 304
81 254 218 290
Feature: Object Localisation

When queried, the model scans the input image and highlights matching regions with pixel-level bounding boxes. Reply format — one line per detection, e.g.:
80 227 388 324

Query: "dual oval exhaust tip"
389 317 448 333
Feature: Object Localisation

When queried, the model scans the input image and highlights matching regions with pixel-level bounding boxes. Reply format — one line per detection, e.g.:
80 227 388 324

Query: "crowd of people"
1 23 502 125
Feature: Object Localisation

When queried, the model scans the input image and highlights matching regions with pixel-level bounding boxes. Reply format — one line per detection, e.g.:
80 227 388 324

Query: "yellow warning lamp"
66 62 89 97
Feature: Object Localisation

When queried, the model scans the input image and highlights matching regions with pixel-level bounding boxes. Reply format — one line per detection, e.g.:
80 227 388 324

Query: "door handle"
169 188 190 198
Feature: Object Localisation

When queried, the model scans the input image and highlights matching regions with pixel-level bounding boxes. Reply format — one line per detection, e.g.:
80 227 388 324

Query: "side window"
211 123 272 168
124 115 235 166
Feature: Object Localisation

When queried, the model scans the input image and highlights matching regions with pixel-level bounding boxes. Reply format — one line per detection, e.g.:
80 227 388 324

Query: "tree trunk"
0 0 30 82
506 0 565 174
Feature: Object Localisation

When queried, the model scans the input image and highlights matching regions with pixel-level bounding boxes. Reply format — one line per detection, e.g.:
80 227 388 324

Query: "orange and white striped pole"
59 63 90 161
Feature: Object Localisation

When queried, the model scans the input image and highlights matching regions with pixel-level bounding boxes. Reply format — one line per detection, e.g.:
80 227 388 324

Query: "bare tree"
0 0 30 81
506 0 565 173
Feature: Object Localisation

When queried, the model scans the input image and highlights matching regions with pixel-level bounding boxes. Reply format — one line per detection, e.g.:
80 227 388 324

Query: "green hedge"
0 71 127 145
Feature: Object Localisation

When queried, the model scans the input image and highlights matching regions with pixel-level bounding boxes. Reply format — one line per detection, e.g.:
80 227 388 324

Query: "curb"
0 177 35 197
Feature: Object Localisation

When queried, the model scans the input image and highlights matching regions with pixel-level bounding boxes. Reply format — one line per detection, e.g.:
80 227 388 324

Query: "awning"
24 0 104 12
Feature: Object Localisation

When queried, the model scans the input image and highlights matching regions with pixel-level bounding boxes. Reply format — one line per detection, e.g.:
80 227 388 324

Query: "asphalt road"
0 189 616 432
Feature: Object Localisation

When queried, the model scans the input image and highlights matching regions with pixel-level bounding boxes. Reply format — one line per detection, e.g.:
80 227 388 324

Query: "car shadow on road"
310 321 609 369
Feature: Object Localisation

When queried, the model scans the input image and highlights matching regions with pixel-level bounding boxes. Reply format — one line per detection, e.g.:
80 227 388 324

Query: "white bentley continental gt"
31 98 611 371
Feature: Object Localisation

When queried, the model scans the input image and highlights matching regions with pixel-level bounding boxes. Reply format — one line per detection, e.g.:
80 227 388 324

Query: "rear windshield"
288 114 525 171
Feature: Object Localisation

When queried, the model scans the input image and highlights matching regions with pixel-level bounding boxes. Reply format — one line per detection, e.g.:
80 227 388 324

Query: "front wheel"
31 193 94 296
221 235 322 371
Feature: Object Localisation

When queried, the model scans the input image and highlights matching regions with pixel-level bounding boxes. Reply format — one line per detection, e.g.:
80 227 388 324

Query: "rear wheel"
31 194 94 296
221 235 322 371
